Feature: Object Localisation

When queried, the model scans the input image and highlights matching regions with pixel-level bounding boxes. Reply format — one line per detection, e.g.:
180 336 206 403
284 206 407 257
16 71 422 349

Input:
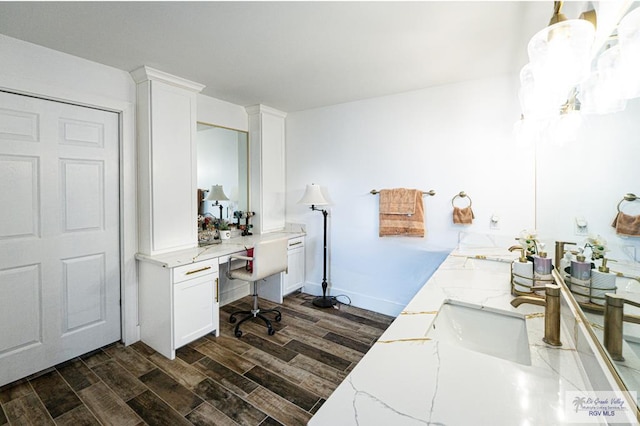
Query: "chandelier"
516 1 640 144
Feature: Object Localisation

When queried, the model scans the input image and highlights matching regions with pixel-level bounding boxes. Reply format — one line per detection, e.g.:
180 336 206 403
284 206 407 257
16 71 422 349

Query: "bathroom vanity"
310 243 637 425
136 231 305 360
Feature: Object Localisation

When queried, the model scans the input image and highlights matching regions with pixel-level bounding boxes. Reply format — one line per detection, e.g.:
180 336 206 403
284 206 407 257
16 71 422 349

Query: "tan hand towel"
453 206 474 225
379 189 425 237
612 212 640 237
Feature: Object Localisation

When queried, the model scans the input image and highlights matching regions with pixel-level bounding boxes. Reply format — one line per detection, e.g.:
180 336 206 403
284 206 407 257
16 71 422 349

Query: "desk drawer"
288 237 304 250
173 259 217 283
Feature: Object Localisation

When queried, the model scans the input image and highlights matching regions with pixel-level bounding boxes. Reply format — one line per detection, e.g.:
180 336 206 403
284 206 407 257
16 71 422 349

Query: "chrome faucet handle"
604 293 640 361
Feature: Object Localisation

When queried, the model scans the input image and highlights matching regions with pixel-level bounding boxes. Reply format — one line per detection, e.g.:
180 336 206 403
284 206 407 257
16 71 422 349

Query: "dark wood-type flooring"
0 292 394 426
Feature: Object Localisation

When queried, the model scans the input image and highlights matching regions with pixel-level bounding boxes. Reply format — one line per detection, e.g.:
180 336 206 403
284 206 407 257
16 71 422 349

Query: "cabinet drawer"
173 259 217 283
288 237 304 250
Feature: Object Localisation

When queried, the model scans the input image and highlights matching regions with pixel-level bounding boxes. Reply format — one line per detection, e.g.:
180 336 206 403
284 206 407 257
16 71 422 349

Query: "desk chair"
226 238 288 338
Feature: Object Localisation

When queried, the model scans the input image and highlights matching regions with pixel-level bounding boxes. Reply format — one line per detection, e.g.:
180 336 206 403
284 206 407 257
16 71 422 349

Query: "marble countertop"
309 251 621 425
135 231 305 268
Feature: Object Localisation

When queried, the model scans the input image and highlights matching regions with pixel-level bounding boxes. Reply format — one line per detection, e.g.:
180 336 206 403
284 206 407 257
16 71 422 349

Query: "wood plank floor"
0 293 394 426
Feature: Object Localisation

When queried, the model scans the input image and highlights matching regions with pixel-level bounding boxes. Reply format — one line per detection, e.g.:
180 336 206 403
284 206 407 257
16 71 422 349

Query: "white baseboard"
303 281 405 317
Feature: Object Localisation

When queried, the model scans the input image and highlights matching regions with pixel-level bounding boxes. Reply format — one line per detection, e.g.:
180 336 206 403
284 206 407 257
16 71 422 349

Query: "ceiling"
0 1 555 112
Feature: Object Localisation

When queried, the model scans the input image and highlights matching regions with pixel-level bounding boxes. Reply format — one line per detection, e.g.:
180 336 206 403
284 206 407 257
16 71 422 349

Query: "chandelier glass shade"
516 3 640 145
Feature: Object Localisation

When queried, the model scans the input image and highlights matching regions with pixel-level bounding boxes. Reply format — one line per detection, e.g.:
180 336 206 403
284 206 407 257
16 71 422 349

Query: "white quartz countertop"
309 251 609 425
135 231 305 268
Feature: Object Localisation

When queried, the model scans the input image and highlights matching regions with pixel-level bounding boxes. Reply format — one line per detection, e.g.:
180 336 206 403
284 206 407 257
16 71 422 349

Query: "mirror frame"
196 121 250 219
555 268 640 419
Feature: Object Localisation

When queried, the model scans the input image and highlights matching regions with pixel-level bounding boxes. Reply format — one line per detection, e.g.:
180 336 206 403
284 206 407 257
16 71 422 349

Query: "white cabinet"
284 237 305 295
132 66 205 255
246 105 287 234
262 236 306 303
138 258 219 359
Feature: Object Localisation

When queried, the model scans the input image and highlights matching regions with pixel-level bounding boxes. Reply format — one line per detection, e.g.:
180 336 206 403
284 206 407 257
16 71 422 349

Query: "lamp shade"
298 184 328 206
527 19 595 101
206 184 229 201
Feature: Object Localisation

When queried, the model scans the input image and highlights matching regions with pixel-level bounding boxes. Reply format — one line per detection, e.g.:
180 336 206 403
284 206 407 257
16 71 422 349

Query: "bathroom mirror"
536 86 640 404
530 1 640 404
196 122 249 221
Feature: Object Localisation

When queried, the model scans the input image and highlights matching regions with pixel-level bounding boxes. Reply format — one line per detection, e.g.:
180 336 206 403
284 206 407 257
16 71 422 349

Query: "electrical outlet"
490 213 500 230
575 216 588 235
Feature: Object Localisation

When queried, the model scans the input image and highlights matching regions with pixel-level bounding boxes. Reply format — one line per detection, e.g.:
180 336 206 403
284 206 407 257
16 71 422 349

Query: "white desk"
135 231 305 359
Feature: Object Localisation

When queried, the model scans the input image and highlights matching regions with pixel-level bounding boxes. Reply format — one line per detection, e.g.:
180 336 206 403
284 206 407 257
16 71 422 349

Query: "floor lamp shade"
298 183 328 206
298 184 335 308
206 184 228 219
206 184 229 202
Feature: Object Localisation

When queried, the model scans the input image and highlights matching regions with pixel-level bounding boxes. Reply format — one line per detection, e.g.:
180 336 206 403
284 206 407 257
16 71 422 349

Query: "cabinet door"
174 272 217 348
284 246 305 295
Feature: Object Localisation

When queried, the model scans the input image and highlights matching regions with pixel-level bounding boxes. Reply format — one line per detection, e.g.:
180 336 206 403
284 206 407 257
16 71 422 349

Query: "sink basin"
427 300 531 365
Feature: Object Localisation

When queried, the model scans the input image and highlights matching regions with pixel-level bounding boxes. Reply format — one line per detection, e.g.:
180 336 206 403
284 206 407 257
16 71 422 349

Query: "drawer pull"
185 266 212 275
289 241 303 247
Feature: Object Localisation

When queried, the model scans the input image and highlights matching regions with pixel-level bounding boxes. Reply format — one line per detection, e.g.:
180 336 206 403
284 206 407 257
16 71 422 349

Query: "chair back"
248 237 288 280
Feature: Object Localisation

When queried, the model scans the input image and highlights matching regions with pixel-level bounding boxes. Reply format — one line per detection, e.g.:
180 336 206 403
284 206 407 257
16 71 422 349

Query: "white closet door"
0 91 121 386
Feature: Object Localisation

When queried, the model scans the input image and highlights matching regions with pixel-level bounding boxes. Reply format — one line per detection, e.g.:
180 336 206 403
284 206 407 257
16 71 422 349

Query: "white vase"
220 230 231 240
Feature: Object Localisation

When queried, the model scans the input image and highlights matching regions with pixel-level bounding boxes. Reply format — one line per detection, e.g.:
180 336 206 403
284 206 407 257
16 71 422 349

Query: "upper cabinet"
247 105 287 234
132 66 205 255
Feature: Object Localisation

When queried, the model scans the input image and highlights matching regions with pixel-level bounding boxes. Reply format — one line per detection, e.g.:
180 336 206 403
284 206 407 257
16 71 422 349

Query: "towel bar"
617 193 638 212
370 189 435 196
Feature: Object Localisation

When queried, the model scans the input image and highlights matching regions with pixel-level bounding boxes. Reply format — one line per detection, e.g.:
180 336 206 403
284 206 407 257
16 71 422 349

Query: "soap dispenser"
590 258 616 306
510 246 533 294
533 251 552 277
570 254 592 303
533 251 553 295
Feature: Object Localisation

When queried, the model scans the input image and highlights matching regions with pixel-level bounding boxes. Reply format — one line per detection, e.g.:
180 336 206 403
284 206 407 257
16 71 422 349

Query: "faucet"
554 241 576 273
511 284 562 347
508 245 528 262
603 293 640 361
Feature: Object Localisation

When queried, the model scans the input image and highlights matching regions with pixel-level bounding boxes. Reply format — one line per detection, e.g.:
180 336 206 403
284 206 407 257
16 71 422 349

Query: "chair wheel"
275 313 282 322
235 329 243 338
268 328 275 336
229 315 236 324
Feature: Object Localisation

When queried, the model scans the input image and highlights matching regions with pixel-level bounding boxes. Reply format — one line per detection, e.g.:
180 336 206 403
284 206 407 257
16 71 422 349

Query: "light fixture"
516 2 639 145
206 184 229 220
618 6 640 99
524 2 595 119
298 183 335 308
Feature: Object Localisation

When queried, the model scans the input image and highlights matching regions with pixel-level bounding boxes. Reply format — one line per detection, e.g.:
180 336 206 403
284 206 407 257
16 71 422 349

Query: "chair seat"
227 266 254 282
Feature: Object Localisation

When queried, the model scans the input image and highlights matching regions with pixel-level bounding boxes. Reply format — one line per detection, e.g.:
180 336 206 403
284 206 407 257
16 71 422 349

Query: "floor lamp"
206 184 229 220
299 183 336 308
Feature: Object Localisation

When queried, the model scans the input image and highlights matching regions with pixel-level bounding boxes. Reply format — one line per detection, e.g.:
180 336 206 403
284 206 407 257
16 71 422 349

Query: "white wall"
286 75 537 315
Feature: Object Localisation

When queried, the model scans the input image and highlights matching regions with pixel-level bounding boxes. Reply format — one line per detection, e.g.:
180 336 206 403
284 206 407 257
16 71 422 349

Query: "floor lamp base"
312 295 337 308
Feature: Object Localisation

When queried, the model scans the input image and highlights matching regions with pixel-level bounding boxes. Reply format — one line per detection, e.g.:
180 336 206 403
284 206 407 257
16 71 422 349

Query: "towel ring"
617 193 638 213
451 191 472 208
